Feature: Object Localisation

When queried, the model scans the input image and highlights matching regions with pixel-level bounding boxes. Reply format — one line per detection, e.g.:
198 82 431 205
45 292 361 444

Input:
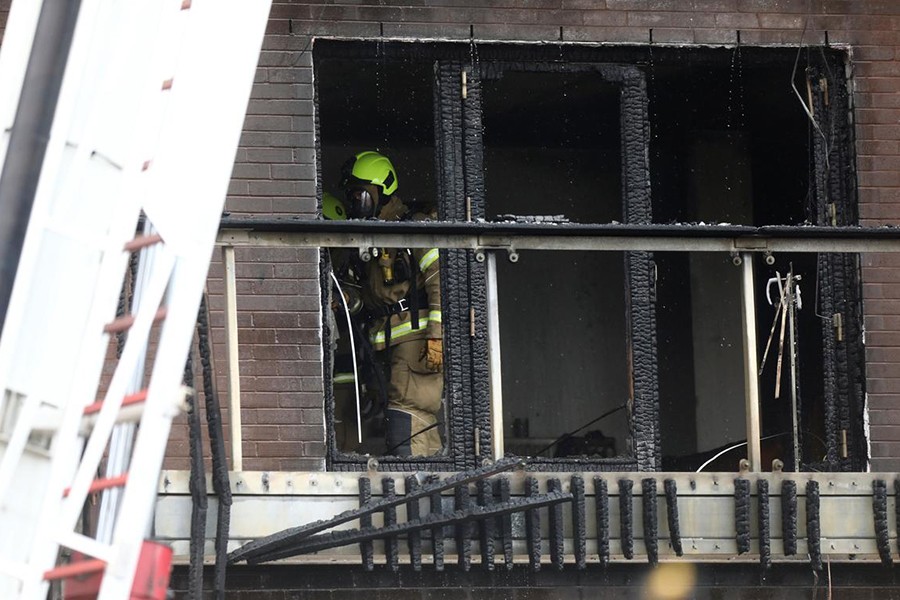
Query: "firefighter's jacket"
361 197 441 351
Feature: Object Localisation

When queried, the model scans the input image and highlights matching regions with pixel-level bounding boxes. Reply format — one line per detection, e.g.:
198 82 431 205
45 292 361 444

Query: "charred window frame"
316 43 459 472
454 61 656 471
809 57 866 471
316 41 863 474
647 47 865 473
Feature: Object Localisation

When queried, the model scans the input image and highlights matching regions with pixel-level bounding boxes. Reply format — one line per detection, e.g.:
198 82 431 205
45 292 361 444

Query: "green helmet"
322 192 347 220
341 150 398 196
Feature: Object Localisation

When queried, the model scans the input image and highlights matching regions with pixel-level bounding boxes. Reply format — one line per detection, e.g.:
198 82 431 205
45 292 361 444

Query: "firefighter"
341 150 443 457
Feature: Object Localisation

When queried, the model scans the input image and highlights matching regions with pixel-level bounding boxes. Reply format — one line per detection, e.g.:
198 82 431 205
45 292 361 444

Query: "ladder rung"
83 389 148 416
123 233 162 252
63 474 128 498
103 306 167 333
43 559 106 581
56 532 113 564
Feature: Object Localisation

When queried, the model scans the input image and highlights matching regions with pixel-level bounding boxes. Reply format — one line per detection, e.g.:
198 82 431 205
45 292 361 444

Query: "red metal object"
61 541 173 600
123 233 162 252
58 554 103 600
102 306 167 334
44 558 106 581
62 474 128 498
83 389 148 416
130 541 173 600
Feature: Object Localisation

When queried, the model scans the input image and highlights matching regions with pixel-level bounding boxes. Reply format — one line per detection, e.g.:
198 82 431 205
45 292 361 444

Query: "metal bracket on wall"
474 246 518 264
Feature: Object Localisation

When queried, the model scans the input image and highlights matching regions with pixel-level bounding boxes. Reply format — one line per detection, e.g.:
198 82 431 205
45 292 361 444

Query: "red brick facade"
2 0 900 471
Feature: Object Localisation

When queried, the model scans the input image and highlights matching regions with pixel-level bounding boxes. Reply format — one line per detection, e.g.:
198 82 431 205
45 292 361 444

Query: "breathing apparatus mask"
340 151 397 219
345 186 378 219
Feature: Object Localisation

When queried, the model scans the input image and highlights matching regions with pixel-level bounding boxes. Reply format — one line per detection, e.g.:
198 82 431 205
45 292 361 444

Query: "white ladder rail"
98 257 208 600
96 229 157 545
11 245 174 600
0 0 178 587
58 249 175 531
0 0 150 378
0 0 274 597
97 2 275 592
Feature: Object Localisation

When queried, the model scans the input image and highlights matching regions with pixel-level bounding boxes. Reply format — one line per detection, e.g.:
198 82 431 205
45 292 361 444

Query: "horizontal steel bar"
217 219 900 253
168 538 897 565
159 470 899 497
156 493 890 541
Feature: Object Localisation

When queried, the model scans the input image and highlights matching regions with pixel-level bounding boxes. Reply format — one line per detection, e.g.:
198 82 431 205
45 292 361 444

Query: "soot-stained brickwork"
3 1 897 473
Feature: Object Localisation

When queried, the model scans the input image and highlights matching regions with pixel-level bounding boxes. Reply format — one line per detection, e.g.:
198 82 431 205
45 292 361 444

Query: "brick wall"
213 0 900 472
222 0 900 472
0 0 898 471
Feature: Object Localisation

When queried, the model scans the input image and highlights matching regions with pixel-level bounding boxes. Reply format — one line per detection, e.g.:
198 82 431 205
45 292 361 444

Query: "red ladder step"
43 558 106 581
123 233 162 252
103 307 167 334
62 474 128 498
83 389 148 416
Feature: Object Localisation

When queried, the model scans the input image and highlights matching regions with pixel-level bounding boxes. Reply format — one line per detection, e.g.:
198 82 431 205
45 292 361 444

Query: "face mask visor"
346 187 376 219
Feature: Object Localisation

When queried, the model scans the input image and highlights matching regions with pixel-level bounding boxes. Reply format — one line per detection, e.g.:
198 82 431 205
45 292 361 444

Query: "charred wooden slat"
571 475 586 569
525 477 542 572
782 480 798 556
455 484 472 570
758 480 771 571
895 479 900 560
429 474 445 571
619 479 634 560
663 479 682 557
246 491 572 562
197 293 232 597
383 478 399 572
496 477 513 569
806 481 822 571
477 479 494 571
595 477 610 566
642 478 658 566
873 480 892 566
405 476 422 571
548 478 564 571
228 457 520 563
359 477 373 571
734 478 751 555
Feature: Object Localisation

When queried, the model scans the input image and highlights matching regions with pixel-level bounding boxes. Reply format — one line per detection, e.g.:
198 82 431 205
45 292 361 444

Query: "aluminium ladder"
0 0 272 598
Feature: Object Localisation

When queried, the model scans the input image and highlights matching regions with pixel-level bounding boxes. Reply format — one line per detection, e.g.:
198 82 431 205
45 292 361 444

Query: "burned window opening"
482 70 628 461
314 41 862 474
316 50 455 471
652 48 862 472
462 60 655 471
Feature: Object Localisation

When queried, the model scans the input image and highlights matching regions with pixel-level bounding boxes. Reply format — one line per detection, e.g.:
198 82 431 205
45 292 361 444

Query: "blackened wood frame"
449 61 658 471
809 57 867 472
